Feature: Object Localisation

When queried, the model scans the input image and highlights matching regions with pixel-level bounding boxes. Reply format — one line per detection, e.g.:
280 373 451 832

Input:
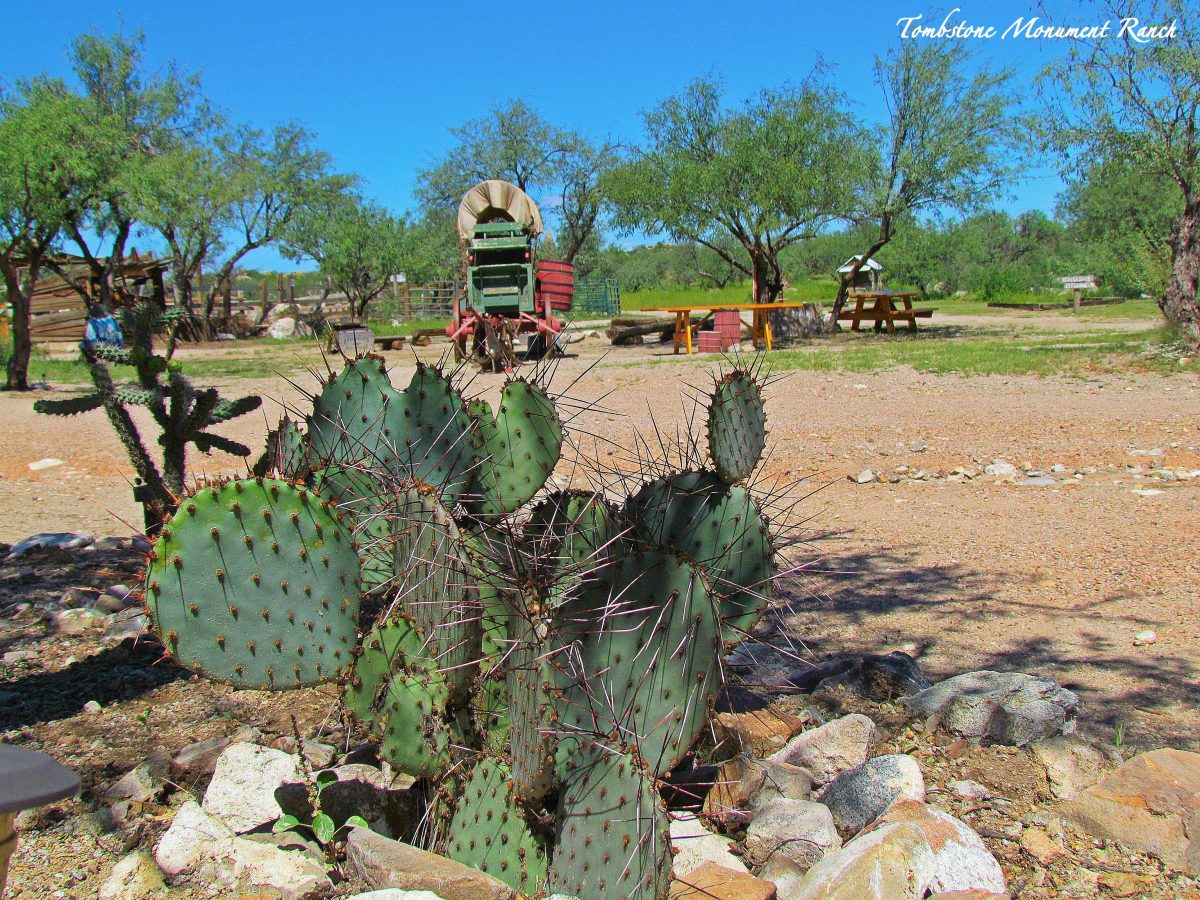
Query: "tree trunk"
751 253 784 303
826 236 891 334
1 261 33 391
1162 202 1200 336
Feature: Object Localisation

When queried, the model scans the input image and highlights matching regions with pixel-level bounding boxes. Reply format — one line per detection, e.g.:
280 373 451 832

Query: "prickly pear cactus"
256 415 309 480
145 477 360 689
446 755 549 894
708 370 766 484
548 741 672 899
629 471 774 641
384 363 477 503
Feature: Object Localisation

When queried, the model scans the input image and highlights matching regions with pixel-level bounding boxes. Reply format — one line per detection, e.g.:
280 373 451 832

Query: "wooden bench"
836 308 935 321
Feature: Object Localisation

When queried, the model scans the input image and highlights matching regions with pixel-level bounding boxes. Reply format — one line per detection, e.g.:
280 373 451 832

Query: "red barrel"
536 259 574 312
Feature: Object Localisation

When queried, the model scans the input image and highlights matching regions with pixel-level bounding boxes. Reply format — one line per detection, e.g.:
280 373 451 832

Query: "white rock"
852 468 876 484
28 457 65 471
1031 736 1108 800
98 850 165 900
7 531 93 557
984 460 1018 477
202 742 301 833
53 607 110 634
948 779 991 800
783 820 938 899
819 754 926 833
268 317 297 339
770 714 879 786
669 812 748 876
1133 629 1157 646
874 799 1007 894
155 800 233 878
745 798 840 871
105 763 160 804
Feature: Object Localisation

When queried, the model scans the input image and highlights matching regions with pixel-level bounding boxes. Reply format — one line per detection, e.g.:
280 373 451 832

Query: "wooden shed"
838 255 883 292
22 252 168 343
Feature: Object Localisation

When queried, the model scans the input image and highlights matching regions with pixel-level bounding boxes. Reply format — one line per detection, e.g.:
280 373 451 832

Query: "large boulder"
714 705 809 756
345 827 515 900
669 861 778 899
903 671 1078 746
1063 748 1200 874
268 317 298 339
98 850 165 900
819 755 926 834
872 800 1006 894
771 652 932 701
202 742 301 832
1031 736 1109 800
770 714 879 786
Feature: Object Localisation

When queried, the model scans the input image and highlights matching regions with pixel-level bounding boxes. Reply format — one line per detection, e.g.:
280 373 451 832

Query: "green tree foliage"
830 40 1017 328
1046 0 1200 331
605 76 864 302
284 193 415 318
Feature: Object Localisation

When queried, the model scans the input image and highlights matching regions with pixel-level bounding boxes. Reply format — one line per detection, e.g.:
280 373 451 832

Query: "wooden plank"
837 308 934 320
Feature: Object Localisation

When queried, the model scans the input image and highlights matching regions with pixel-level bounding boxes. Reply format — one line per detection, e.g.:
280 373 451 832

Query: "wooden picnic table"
838 290 934 333
643 302 814 354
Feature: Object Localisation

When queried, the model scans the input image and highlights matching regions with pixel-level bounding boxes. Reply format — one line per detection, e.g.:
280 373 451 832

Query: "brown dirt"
2 330 1198 897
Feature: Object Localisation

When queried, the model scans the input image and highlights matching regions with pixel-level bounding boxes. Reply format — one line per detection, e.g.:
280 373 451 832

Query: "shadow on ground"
757 544 1199 751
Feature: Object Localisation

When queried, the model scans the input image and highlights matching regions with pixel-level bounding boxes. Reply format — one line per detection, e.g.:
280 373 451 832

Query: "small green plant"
273 770 369 848
1114 721 1127 756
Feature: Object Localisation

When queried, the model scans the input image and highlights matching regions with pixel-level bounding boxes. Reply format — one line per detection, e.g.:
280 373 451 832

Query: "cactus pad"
344 614 435 721
258 415 309 480
548 741 672 899
551 550 723 776
374 662 454 778
391 486 481 698
307 357 398 495
469 379 562 518
708 370 766 484
145 477 360 689
526 490 623 591
447 756 549 894
630 470 773 641
384 363 477 504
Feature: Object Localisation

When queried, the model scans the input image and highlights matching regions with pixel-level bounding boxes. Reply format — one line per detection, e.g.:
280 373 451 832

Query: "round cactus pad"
145 478 360 689
708 370 766 484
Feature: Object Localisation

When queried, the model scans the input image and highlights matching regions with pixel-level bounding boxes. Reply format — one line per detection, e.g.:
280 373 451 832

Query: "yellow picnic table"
643 302 814 354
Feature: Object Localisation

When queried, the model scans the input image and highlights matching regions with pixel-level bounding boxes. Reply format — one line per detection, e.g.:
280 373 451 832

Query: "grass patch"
767 326 1198 377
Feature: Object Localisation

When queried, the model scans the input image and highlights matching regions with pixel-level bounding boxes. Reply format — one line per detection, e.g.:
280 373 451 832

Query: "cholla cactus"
143 353 784 899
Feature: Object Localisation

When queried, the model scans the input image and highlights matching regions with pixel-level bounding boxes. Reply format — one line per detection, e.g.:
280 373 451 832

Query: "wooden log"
606 316 700 345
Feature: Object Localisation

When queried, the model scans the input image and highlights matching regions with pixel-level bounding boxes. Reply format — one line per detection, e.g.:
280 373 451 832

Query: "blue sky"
1 1 1129 269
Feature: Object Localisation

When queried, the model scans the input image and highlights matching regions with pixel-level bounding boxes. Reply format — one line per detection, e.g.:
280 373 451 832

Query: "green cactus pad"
344 614 436 722
391 486 481 699
629 470 774 641
505 598 560 804
307 356 398 487
145 478 360 689
374 662 454 778
548 741 672 900
258 415 310 480
447 756 549 894
708 370 767 484
469 379 562 518
526 490 623 591
383 363 477 504
551 550 723 776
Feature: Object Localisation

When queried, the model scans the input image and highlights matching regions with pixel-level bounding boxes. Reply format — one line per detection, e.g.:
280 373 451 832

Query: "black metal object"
0 745 79 814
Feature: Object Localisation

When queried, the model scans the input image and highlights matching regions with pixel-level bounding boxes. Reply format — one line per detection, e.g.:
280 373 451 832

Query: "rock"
155 800 234 878
873 800 1006 894
1031 736 1107 800
105 763 161 804
1018 827 1067 864
54 607 110 634
202 742 301 832
782 820 937 899
268 317 297 339
770 714 878 787
1063 748 1200 874
60 587 96 607
1133 628 1157 646
983 461 1018 477
155 800 331 898
83 700 103 714
771 652 931 701
669 861 777 899
1020 476 1057 486
818 755 926 834
171 727 260 779
7 531 94 557
28 457 65 471
714 706 809 756
852 469 875 484
703 756 814 822
903 671 1079 746
948 779 991 800
744 798 840 871
1098 873 1155 897
670 812 749 876
270 736 337 769
103 608 150 642
2 650 37 665
345 827 515 900
98 850 165 900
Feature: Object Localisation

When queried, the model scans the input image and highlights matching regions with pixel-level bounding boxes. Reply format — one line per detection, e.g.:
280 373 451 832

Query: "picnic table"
644 302 814 354
837 290 934 333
